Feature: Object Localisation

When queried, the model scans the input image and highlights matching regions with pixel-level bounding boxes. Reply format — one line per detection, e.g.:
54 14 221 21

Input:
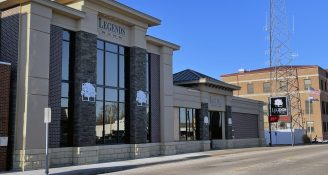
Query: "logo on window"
136 90 147 106
274 99 284 107
81 82 96 102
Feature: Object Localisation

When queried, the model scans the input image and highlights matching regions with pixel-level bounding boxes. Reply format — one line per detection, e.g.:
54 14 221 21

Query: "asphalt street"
108 144 328 175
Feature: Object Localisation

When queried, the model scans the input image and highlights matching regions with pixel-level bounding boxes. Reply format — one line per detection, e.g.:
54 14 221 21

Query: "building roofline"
146 35 180 51
221 65 320 77
56 0 161 27
0 0 86 19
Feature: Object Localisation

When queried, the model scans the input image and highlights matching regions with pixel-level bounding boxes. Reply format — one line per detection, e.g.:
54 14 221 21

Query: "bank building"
0 0 265 171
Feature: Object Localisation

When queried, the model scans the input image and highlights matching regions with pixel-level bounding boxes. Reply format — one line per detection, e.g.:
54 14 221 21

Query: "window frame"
247 83 254 94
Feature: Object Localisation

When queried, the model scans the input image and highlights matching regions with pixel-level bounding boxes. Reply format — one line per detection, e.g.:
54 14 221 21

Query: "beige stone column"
159 46 174 142
15 2 52 152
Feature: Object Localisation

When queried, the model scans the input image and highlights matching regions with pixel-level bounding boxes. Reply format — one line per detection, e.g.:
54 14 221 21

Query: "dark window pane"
105 52 118 87
104 102 118 144
247 83 254 94
63 31 70 41
96 101 104 144
119 46 125 55
97 40 104 50
119 55 125 88
61 83 69 98
96 87 103 101
119 90 125 102
97 50 104 85
62 41 70 80
105 88 117 102
118 103 125 143
106 43 118 53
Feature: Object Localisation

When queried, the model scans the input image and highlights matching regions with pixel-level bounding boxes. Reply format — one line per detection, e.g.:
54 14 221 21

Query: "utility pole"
267 0 304 146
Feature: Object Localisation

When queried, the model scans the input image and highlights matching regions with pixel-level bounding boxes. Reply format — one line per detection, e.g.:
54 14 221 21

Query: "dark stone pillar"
225 106 233 139
48 25 62 148
150 53 161 143
127 47 147 144
198 103 209 140
72 31 97 147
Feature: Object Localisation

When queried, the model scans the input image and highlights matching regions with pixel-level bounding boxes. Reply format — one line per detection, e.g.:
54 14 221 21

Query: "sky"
117 0 328 80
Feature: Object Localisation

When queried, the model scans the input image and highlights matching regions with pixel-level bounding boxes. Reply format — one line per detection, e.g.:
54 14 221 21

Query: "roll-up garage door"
232 113 259 139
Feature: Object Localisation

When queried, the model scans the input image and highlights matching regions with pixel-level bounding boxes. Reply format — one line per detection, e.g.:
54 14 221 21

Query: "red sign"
269 116 290 122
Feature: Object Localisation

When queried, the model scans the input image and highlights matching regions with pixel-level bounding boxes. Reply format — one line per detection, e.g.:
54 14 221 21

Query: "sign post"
44 108 51 175
269 96 290 146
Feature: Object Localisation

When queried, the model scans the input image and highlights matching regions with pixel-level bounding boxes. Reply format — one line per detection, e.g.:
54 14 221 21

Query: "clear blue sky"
118 0 328 79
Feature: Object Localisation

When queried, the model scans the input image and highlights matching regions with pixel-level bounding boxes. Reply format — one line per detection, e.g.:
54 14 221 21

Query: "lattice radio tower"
267 0 304 130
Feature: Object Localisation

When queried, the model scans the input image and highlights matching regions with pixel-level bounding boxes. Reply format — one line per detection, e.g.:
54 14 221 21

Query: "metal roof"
173 69 240 90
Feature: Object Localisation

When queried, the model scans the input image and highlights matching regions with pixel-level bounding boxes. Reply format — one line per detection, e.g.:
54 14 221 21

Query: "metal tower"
267 0 304 130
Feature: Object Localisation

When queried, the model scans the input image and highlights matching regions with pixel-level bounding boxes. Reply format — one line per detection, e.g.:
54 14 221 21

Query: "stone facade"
0 63 11 171
150 53 161 143
49 25 63 148
212 138 265 150
72 31 97 147
225 106 233 139
198 103 210 140
13 141 210 171
127 47 148 144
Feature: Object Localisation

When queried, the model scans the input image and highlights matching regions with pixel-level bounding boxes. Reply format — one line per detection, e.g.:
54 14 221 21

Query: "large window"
60 30 73 147
247 83 254 94
263 82 270 93
304 79 311 90
178 108 197 141
306 121 314 133
322 102 326 115
96 40 126 144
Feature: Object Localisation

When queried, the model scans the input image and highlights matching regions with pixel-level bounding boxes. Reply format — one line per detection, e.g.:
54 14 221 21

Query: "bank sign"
269 96 290 122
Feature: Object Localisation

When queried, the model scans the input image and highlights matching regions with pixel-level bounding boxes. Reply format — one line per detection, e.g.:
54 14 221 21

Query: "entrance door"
209 111 222 140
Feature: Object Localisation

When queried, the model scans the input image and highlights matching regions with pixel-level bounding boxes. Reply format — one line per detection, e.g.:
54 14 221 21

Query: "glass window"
323 122 327 132
96 102 104 144
60 30 72 147
305 100 313 114
97 50 104 85
105 88 118 102
106 42 118 53
179 108 187 141
304 79 311 90
326 102 328 115
178 107 198 141
263 82 270 93
306 121 314 133
105 52 118 87
320 80 324 90
96 40 126 144
61 41 70 80
119 55 125 88
247 83 254 94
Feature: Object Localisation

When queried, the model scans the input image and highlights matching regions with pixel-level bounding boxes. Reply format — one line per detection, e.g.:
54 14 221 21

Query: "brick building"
221 66 328 141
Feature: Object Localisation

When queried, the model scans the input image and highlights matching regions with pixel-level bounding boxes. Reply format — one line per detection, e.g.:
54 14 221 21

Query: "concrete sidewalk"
0 147 275 175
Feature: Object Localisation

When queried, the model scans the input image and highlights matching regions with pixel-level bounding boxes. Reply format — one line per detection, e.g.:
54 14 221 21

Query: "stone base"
13 140 211 171
211 138 265 150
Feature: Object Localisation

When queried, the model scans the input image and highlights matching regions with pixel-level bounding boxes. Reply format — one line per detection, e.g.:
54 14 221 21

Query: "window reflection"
96 40 126 144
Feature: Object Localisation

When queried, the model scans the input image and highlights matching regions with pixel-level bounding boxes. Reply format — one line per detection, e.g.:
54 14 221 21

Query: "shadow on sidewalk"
51 155 211 175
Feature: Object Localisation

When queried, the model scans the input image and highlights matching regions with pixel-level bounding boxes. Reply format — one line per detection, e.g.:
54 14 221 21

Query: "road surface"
108 144 328 175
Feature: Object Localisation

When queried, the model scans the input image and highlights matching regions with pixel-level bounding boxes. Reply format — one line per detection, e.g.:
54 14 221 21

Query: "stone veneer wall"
198 103 209 140
13 141 211 170
127 47 148 144
212 138 266 150
0 63 11 171
48 25 63 148
72 31 97 147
